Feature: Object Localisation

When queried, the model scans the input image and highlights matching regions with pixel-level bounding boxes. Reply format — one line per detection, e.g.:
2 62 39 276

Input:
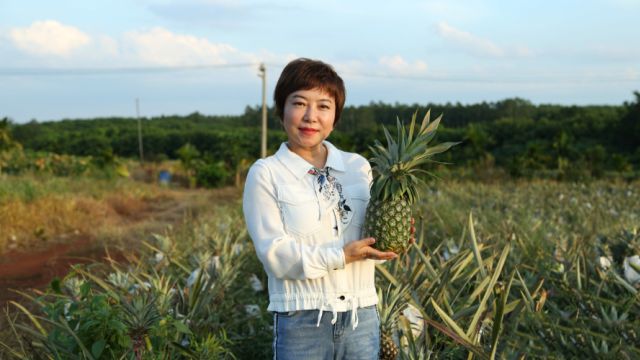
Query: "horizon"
8 93 633 125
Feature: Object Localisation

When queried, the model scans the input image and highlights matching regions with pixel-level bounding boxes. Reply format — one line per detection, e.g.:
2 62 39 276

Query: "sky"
1 0 639 123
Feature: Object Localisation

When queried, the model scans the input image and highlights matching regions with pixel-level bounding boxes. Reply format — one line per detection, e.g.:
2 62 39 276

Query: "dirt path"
0 187 240 306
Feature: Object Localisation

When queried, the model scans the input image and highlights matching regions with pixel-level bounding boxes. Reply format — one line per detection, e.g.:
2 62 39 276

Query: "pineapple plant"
364 110 459 253
377 285 409 360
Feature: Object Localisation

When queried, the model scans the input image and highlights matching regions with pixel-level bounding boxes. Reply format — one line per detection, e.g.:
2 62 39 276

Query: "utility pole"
258 63 267 158
136 98 144 164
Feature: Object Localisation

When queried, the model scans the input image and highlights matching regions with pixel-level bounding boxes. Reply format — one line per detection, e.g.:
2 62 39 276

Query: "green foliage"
0 117 21 151
0 147 127 181
2 180 639 358
373 179 640 359
2 207 271 359
43 284 132 357
616 91 640 152
194 160 230 188
176 143 201 169
176 143 233 188
1 149 90 176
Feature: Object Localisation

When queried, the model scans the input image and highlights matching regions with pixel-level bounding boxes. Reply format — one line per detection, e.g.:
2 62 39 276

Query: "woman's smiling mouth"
299 127 319 135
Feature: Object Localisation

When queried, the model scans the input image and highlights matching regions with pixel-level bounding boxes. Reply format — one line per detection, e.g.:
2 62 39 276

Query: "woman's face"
282 87 336 154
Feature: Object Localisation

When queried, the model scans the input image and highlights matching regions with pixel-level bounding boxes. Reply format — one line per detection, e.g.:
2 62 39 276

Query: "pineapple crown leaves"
369 110 460 203
377 284 411 332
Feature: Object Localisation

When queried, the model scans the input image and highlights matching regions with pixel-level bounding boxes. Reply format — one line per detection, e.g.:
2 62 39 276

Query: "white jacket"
243 141 377 326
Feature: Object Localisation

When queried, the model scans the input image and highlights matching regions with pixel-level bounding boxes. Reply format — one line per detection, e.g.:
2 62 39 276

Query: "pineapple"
364 110 458 253
380 332 398 360
377 285 409 360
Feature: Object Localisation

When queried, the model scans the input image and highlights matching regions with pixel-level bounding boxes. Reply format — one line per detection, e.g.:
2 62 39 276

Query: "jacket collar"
275 141 346 180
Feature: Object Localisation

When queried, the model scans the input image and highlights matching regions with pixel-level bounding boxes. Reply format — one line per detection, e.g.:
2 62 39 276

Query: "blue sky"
1 0 638 123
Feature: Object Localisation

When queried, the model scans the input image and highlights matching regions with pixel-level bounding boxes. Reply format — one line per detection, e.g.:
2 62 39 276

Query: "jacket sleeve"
242 161 345 280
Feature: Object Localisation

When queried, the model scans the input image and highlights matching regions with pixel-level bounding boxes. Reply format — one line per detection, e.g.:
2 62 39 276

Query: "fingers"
357 238 397 260
365 248 397 261
362 238 397 259
362 237 376 246
344 238 399 263
344 237 376 264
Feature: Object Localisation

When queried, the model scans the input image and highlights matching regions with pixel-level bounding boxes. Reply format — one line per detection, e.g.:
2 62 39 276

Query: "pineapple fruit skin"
379 331 399 360
363 198 411 253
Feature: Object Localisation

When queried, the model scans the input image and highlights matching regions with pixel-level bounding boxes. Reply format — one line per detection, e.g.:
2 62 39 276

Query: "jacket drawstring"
316 297 359 330
350 298 359 330
316 304 324 327
316 300 339 327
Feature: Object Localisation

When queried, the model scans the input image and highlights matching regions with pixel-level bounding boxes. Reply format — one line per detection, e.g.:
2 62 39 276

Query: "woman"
243 58 408 359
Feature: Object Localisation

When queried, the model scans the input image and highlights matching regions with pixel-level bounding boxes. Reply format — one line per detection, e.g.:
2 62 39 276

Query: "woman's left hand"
343 237 398 264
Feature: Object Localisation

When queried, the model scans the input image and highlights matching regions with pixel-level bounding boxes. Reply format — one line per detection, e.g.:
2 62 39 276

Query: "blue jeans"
273 305 380 360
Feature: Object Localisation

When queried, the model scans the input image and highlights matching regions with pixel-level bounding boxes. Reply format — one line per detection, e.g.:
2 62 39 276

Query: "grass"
0 172 216 254
419 178 639 242
0 173 165 204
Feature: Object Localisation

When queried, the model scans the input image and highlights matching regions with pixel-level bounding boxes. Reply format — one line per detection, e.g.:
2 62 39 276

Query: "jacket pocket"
277 185 321 236
343 184 371 228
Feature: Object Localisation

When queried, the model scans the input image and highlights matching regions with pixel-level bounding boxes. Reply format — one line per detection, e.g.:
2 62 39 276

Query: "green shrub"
195 161 230 188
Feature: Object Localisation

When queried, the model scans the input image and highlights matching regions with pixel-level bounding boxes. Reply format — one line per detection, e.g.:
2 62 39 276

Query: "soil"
0 187 241 306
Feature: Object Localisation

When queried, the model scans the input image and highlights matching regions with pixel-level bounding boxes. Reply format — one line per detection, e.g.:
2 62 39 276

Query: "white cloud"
434 21 533 59
96 35 119 58
435 21 504 57
122 27 244 66
8 20 91 57
330 57 429 82
379 55 428 75
4 22 265 67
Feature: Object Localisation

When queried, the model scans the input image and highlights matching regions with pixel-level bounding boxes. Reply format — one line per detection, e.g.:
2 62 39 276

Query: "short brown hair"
274 58 346 126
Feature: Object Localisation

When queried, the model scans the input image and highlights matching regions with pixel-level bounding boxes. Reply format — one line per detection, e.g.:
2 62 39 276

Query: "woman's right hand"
343 237 398 264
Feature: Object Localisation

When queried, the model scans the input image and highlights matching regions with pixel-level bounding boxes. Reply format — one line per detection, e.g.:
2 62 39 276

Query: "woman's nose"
303 106 316 121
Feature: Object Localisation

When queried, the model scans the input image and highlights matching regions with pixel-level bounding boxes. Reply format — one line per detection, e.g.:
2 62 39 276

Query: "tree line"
5 93 640 183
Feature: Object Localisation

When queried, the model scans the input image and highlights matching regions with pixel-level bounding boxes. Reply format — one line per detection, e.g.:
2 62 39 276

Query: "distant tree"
585 144 607 177
495 98 534 119
176 143 200 171
0 117 20 150
617 91 640 154
463 123 493 160
8 96 638 181
176 142 201 188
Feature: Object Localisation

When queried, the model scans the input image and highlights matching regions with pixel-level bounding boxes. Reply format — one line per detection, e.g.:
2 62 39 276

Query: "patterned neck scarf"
308 167 352 226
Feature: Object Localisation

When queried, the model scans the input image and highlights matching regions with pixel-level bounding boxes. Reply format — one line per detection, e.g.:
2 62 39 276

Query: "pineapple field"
1 178 638 359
